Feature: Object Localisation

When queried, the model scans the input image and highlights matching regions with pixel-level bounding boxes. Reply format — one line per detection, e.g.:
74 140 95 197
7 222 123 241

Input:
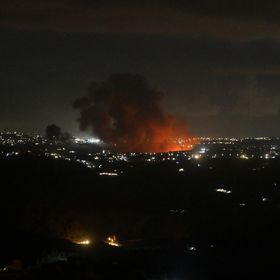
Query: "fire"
73 239 91 245
113 136 200 153
74 73 199 154
154 137 200 153
105 235 121 247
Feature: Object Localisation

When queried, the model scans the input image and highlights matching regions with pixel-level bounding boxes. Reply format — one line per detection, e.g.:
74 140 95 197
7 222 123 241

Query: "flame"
109 115 200 153
105 235 121 247
113 136 200 153
74 74 199 154
73 239 91 245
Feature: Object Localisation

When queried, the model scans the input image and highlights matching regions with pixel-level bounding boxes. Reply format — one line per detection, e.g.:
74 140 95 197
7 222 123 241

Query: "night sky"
2 0 280 137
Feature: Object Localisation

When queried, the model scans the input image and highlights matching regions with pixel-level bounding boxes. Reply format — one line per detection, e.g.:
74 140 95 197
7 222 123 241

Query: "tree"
46 124 62 140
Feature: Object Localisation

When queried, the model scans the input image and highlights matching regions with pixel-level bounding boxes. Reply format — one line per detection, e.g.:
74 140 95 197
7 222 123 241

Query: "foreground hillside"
1 155 280 278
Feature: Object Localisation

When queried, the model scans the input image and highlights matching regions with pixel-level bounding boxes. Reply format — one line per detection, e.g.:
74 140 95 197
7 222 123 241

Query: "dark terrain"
1 154 280 279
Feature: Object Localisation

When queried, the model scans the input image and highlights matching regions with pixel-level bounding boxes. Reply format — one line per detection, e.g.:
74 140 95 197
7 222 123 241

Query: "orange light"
105 235 121 247
73 239 91 245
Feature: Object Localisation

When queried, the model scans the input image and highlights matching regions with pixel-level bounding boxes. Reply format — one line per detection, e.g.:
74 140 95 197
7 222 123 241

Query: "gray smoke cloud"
73 73 192 152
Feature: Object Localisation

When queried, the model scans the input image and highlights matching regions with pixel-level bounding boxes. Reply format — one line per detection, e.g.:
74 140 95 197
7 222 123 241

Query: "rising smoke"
73 73 194 152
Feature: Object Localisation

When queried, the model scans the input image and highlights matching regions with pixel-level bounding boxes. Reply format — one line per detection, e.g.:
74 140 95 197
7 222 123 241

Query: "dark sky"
2 0 280 137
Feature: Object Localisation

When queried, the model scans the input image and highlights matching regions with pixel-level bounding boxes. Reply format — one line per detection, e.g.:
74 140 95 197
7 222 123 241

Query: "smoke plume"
73 73 194 152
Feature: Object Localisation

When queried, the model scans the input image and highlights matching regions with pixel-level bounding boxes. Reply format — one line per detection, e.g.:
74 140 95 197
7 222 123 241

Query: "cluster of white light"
216 188 232 194
99 172 119 176
87 138 101 144
188 246 197 251
5 152 19 157
74 137 101 144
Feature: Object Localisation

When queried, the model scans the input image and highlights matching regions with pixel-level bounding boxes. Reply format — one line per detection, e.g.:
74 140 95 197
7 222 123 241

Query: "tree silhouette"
46 124 62 140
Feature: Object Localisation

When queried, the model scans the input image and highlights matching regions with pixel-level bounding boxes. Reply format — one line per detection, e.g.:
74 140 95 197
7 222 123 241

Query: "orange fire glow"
74 74 200 153
111 116 200 153
105 235 121 247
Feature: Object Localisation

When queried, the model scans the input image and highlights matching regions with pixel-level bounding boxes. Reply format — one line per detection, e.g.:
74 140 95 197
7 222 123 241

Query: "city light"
216 188 232 194
240 154 249 160
99 172 119 176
